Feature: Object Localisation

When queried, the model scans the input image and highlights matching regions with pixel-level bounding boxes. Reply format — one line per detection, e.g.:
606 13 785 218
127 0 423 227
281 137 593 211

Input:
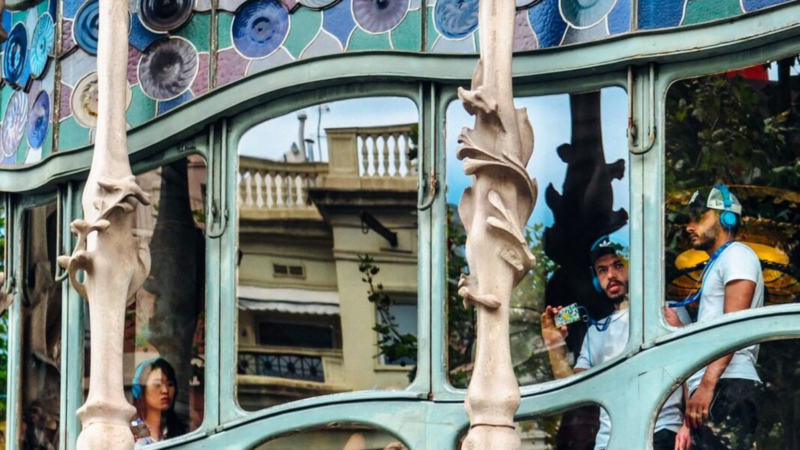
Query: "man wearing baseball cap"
543 236 689 450
666 184 764 449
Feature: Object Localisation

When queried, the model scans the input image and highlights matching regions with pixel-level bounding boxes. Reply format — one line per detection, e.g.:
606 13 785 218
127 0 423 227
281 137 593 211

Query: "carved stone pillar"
58 0 151 448
456 0 537 449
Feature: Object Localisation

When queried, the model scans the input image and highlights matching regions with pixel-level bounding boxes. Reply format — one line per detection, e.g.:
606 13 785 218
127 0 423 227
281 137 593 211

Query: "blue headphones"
589 235 611 293
131 358 159 400
715 184 739 230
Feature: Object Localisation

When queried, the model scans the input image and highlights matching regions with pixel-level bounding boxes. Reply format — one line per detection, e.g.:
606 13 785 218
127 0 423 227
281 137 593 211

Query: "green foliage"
665 65 800 448
665 73 800 193
358 255 418 380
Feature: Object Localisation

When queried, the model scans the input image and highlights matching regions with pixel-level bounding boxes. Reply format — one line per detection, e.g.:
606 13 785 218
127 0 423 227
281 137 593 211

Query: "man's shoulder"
722 242 759 261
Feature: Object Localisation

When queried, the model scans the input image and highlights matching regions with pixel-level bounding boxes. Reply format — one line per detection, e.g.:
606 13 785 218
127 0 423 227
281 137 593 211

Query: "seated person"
542 236 690 450
130 358 188 447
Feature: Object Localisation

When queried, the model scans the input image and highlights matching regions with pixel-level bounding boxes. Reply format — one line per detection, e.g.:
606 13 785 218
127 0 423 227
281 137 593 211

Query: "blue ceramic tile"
560 0 615 28
742 0 792 11
353 0 409 33
63 0 85 19
4 23 28 87
232 0 290 58
49 0 58 21
434 0 478 40
27 91 49 149
528 0 567 48
140 0 193 32
29 13 55 79
638 0 684 30
323 0 355 48
129 13 165 51
607 0 631 35
74 0 100 54
139 38 198 100
157 90 193 114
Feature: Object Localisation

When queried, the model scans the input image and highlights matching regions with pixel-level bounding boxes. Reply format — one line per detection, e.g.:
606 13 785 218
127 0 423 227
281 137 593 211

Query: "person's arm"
541 306 585 378
686 279 756 428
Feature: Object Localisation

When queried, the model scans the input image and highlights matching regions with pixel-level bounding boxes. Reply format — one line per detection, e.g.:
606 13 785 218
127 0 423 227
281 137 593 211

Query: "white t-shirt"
575 309 684 450
687 242 764 393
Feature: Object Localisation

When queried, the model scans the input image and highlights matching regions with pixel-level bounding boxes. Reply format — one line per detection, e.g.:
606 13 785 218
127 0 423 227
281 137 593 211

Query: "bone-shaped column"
456 1 537 448
59 0 151 448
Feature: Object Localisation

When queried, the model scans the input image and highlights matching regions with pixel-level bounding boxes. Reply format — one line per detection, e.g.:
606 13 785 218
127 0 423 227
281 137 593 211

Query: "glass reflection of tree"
665 58 800 449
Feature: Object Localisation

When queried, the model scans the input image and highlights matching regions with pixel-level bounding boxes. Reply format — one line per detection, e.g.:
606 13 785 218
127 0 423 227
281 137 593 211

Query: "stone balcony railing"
238 124 418 217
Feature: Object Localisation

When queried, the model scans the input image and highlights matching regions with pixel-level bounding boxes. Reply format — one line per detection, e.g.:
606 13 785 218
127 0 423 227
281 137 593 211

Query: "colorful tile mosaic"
638 0 795 29
214 0 422 86
0 0 796 165
1 1 56 165
55 0 212 153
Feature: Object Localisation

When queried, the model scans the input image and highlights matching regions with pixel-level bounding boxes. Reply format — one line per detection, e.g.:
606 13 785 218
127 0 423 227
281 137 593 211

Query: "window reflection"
82 156 207 445
22 201 60 449
446 88 630 387
665 58 800 314
658 338 800 449
236 97 419 412
254 424 407 450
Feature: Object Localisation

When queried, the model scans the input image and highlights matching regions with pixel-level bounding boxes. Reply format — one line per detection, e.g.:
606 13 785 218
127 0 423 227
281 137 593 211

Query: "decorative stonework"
456 0 536 448
58 0 151 448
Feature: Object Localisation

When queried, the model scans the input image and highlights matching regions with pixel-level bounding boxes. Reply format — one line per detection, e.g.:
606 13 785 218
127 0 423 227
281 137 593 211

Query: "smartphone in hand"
554 303 582 328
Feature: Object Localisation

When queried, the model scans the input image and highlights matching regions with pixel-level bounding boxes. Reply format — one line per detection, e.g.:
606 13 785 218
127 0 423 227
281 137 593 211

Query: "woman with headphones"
130 358 188 446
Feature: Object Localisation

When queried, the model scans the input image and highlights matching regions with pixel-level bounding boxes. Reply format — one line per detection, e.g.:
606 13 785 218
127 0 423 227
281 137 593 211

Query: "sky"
238 88 631 247
445 87 631 247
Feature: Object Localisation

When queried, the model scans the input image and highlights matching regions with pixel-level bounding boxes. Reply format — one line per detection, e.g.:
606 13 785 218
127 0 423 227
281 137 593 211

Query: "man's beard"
691 225 721 251
606 282 628 304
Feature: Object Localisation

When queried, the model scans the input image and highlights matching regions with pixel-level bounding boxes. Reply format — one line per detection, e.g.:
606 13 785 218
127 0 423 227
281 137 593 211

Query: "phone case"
554 303 582 328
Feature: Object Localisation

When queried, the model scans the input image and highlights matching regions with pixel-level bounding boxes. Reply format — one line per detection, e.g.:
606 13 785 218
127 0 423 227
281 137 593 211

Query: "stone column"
456 0 537 449
59 0 151 448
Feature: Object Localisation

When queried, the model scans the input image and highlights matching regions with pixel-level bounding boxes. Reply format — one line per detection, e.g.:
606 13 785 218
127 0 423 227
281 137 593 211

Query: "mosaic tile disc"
434 0 478 39
30 13 55 79
4 23 29 86
232 0 290 58
353 0 410 33
71 72 133 127
28 91 50 149
74 0 100 55
139 0 194 32
2 91 29 158
138 37 199 100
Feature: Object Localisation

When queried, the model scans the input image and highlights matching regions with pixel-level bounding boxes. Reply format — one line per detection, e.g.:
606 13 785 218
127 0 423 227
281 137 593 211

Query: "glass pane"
236 97 420 412
664 58 800 325
658 337 800 449
254 424 407 450
21 201 61 448
82 156 207 444
446 88 630 387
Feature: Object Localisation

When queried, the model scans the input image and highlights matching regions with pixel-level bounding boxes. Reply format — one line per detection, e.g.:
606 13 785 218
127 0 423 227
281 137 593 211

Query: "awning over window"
237 286 340 316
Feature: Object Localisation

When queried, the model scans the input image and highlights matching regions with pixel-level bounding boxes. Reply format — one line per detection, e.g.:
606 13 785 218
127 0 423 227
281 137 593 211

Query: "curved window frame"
220 82 432 425
1 4 800 446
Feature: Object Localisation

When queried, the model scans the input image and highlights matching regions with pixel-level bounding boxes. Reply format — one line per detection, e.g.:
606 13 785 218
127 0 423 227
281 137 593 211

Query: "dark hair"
132 358 188 439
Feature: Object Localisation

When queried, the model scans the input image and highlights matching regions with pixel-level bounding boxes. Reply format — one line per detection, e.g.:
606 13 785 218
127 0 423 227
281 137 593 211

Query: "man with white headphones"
666 185 764 450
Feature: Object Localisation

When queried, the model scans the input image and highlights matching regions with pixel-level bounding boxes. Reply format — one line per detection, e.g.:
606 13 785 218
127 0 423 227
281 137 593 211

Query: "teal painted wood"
6 10 800 450
218 82 430 425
